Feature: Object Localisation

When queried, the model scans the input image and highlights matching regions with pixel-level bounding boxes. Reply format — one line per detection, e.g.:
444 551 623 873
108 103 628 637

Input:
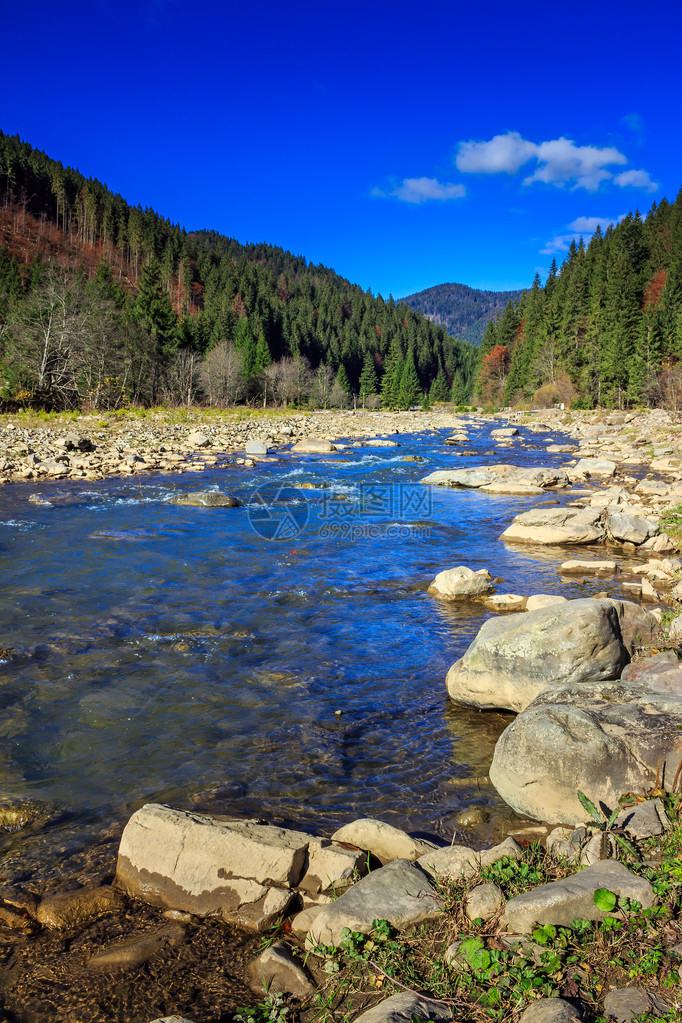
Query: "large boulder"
117 805 308 915
427 566 493 601
490 678 682 824
446 599 633 713
421 465 569 490
500 507 605 545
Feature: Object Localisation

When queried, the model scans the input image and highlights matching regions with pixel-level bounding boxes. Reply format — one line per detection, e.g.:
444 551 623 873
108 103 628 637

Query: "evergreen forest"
476 193 682 410
0 132 475 411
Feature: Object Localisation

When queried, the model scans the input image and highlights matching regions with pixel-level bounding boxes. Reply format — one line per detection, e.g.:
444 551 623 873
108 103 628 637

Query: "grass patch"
276 802 682 1023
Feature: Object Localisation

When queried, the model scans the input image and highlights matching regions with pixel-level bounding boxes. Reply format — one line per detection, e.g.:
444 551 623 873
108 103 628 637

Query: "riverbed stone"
490 678 682 824
483 593 526 611
500 507 605 545
292 438 337 453
116 804 310 914
87 923 187 970
417 837 523 879
351 993 452 1023
330 818 438 863
186 431 210 448
246 939 316 999
446 599 630 713
306 859 441 948
37 884 121 928
558 560 619 576
502 860 655 933
421 464 569 491
427 566 493 600
245 440 271 455
465 883 504 921
172 491 240 507
571 457 617 478
299 839 367 893
603 987 671 1023
607 511 657 545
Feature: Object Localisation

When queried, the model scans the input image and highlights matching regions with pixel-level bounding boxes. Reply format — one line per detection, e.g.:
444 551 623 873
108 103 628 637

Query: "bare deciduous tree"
199 342 246 406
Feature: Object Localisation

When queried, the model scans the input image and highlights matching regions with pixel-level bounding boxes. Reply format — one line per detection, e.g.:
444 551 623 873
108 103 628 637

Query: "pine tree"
358 351 378 406
380 339 403 408
397 347 421 408
428 367 450 403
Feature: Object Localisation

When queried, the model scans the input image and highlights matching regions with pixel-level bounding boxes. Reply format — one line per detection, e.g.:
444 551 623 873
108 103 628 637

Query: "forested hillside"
476 193 682 409
0 131 475 410
401 282 524 346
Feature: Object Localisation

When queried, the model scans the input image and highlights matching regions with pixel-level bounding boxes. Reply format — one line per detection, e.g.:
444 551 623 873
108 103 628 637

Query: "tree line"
476 190 682 409
0 131 476 410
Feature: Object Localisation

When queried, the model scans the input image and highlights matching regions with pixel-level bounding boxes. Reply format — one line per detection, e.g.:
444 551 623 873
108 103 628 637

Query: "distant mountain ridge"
400 282 525 346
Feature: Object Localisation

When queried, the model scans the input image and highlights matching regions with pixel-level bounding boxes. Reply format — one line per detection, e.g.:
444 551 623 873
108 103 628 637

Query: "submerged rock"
172 491 240 507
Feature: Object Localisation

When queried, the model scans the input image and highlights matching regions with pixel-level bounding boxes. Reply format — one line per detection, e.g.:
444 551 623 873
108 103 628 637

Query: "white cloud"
455 131 655 193
456 131 537 174
614 168 658 192
375 177 466 204
524 137 626 191
540 235 578 255
541 213 625 254
568 215 622 233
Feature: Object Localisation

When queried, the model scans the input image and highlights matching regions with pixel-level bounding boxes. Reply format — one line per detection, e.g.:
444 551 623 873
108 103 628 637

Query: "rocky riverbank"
0 408 470 484
4 405 682 1022
2 797 681 1023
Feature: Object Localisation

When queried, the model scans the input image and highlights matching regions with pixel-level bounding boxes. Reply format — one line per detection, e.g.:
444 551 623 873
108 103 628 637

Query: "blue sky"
2 0 680 298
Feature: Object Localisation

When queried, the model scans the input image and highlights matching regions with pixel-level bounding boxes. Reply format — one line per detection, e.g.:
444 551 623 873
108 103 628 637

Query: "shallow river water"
0 419 627 880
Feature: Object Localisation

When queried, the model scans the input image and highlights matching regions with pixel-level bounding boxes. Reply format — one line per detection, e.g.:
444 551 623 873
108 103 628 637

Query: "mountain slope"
0 131 476 409
400 282 525 346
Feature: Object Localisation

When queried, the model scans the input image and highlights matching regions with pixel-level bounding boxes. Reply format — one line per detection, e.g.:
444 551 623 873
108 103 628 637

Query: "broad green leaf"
458 936 491 973
593 887 617 912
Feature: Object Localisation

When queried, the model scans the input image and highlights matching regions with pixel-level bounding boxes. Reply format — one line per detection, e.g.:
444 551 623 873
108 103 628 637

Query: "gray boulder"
518 999 582 1023
352 993 452 1023
306 859 441 948
502 860 655 933
603 987 671 1023
500 507 605 545
446 599 632 713
245 440 271 455
490 678 682 824
607 511 658 545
